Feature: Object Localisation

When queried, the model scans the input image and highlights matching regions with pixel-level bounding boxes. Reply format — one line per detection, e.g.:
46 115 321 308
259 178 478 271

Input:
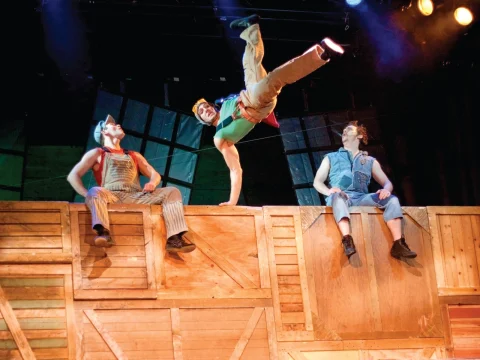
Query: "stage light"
346 0 362 7
417 0 433 15
454 6 473 25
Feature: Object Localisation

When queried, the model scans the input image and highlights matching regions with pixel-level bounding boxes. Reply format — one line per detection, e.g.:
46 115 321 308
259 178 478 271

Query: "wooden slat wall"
0 201 72 264
299 207 443 345
157 205 270 300
264 207 314 342
0 265 74 360
449 305 480 358
69 204 156 300
428 206 480 298
2 201 480 359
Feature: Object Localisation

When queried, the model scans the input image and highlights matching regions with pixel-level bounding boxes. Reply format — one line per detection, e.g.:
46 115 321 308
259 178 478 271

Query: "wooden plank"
64 274 76 360
427 206 480 215
472 215 480 281
230 307 264 360
402 207 430 233
293 208 313 332
151 206 166 289
255 214 271 289
0 224 62 236
265 307 278 360
0 254 72 264
438 288 479 296
156 288 271 299
0 265 71 276
440 304 454 358
59 203 72 253
361 213 382 332
75 310 84 360
171 308 183 360
0 236 63 249
74 298 272 310
300 207 325 233
70 211 83 294
142 210 157 292
183 228 257 289
0 201 69 211
74 289 156 300
184 205 262 216
0 212 61 224
78 212 143 225
0 285 36 360
427 209 447 289
264 209 284 334
83 310 127 360
440 295 480 305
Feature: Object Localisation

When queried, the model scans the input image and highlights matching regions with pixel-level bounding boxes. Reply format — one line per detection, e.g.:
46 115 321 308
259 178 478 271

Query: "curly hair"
347 120 368 145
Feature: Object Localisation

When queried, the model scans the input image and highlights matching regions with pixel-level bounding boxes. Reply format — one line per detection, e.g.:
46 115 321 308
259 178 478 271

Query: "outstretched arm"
134 152 162 192
67 148 102 197
214 137 242 206
371 160 393 199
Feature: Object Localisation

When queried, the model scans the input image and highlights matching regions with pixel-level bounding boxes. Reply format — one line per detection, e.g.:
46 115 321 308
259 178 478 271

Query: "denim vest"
326 148 375 194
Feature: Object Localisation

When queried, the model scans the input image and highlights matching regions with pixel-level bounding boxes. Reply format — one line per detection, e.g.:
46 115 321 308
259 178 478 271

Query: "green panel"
122 99 149 133
0 117 25 152
23 146 84 201
0 189 21 201
189 143 245 206
0 154 23 187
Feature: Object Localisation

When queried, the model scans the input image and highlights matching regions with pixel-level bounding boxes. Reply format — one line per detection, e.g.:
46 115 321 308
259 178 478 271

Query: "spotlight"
346 0 362 6
417 0 433 15
454 6 473 26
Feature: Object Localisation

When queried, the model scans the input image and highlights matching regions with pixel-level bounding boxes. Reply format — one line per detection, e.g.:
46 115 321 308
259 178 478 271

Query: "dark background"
3 0 479 206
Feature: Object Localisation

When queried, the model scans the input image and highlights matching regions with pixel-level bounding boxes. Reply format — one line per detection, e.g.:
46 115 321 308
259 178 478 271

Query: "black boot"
320 37 345 61
166 234 196 253
342 235 356 257
91 224 115 248
390 238 417 259
230 14 260 30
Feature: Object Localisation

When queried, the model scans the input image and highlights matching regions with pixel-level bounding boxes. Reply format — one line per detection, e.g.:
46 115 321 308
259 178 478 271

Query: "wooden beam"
183 228 257 289
171 308 183 360
0 254 72 264
230 307 264 360
0 285 35 360
84 309 127 359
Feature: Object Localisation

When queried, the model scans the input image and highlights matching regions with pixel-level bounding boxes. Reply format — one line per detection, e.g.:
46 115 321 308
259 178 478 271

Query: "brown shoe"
166 235 196 253
88 225 115 248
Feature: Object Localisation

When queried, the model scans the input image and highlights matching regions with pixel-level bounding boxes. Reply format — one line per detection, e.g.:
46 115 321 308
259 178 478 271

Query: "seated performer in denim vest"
313 121 416 259
192 14 345 206
67 114 196 253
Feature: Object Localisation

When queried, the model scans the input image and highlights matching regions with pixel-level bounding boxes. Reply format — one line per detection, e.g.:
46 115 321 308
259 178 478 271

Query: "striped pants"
85 186 188 238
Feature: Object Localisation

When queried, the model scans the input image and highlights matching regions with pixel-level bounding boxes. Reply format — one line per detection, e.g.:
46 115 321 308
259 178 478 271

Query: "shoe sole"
166 245 196 253
322 38 345 54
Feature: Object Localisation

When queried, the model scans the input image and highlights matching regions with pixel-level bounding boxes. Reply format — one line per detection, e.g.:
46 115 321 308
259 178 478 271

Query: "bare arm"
214 137 242 206
371 160 393 199
134 152 161 191
313 156 332 196
67 148 102 197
